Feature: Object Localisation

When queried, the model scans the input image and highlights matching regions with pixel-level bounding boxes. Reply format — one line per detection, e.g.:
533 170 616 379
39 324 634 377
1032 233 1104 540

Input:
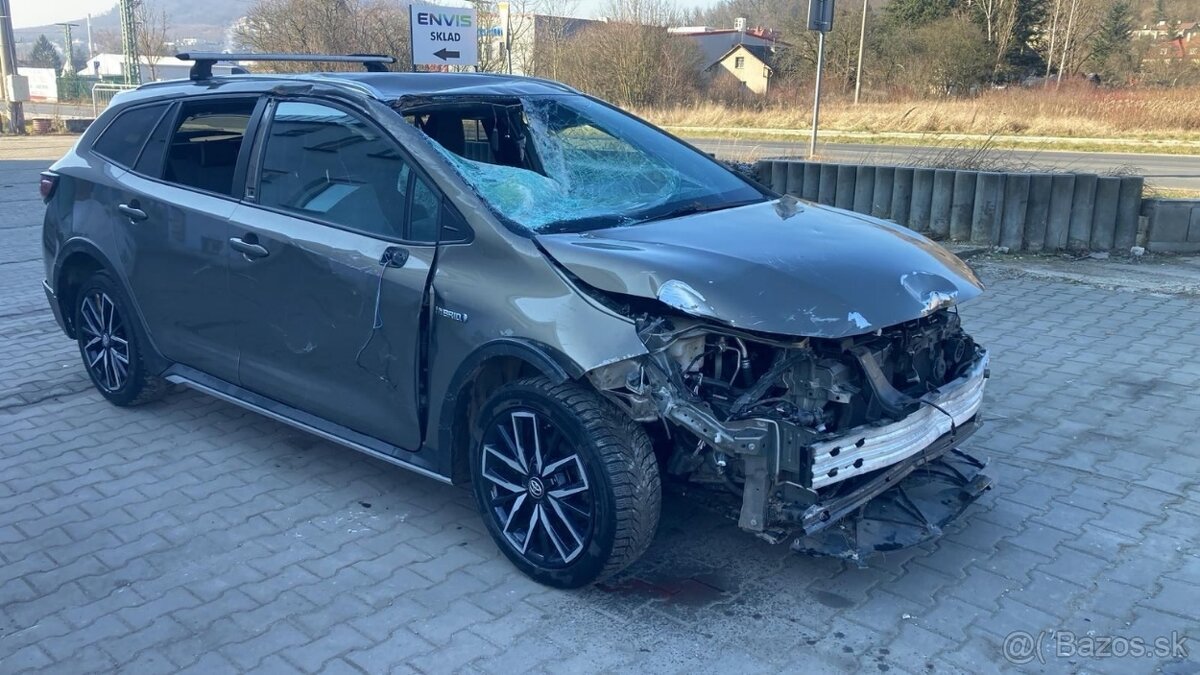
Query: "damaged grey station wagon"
40 53 992 588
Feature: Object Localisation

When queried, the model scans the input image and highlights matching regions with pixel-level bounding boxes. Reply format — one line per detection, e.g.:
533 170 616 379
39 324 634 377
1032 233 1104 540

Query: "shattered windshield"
403 95 765 233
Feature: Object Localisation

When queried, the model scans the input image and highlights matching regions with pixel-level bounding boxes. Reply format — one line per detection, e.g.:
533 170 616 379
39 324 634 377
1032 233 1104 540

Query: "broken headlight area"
588 307 992 560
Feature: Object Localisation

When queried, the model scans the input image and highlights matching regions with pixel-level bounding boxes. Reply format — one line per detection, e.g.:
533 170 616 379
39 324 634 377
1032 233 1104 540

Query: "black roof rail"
176 52 396 81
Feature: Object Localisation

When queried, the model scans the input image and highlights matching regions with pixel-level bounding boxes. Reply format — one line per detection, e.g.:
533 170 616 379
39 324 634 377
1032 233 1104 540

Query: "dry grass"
636 85 1200 141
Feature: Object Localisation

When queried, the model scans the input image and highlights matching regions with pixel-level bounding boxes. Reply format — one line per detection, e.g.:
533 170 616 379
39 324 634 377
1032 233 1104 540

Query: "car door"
227 98 439 450
107 95 264 383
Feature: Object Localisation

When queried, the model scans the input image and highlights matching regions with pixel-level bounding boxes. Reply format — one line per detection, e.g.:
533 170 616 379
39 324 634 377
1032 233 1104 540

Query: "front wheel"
470 377 661 588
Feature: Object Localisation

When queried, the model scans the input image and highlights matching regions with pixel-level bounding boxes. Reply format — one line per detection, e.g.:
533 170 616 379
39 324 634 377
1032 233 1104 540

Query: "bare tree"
556 0 704 106
134 0 171 81
236 0 412 71
531 0 581 79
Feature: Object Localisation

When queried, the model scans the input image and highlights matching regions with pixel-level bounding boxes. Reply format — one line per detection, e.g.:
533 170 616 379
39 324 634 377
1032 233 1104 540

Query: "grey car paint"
535 199 984 339
43 76 649 481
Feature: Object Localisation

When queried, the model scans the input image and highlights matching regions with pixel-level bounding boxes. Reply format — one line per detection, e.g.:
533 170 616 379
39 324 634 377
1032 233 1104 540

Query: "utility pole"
810 31 825 157
853 0 868 104
807 0 834 158
0 0 24 135
87 14 94 58
56 22 79 76
119 0 140 85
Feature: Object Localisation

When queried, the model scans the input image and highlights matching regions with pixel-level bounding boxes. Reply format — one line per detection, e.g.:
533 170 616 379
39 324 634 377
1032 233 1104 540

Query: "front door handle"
229 237 270 260
117 203 147 222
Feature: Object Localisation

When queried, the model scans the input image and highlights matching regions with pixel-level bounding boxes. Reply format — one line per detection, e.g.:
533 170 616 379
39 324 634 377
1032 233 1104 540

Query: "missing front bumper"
792 447 992 563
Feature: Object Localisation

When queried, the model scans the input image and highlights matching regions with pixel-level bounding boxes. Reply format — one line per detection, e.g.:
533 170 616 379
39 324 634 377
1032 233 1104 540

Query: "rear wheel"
74 272 166 407
470 377 660 588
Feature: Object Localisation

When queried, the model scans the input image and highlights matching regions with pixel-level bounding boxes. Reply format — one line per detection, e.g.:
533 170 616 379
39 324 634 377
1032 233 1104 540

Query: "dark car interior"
163 99 258 196
407 102 544 175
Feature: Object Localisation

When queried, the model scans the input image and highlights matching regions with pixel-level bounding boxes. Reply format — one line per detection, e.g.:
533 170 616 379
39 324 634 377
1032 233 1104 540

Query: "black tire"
74 271 167 407
470 376 660 588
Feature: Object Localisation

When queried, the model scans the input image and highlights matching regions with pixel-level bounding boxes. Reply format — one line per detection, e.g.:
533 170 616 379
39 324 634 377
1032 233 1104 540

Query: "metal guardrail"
92 83 139 116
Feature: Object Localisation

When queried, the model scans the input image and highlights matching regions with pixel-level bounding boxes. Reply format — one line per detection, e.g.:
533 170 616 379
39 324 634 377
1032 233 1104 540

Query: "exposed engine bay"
587 304 991 561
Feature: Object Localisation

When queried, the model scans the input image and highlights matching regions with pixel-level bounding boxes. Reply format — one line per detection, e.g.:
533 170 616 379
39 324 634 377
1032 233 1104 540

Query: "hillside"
16 0 252 46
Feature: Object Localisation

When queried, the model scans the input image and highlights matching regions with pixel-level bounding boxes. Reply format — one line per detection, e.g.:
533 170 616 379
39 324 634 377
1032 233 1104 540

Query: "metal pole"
87 14 94 57
853 0 867 104
57 22 79 76
0 0 24 134
809 30 825 158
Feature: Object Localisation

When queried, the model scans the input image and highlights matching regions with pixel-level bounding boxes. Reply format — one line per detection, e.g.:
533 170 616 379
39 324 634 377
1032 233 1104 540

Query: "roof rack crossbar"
176 52 396 81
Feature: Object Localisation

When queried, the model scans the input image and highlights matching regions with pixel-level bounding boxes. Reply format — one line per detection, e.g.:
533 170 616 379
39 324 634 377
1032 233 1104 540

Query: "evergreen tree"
28 35 62 71
884 0 957 27
1091 0 1135 83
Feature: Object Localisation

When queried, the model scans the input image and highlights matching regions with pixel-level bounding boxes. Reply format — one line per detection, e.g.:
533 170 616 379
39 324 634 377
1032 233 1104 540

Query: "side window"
409 176 441 242
133 103 177 178
258 101 408 239
163 98 257 197
92 103 169 168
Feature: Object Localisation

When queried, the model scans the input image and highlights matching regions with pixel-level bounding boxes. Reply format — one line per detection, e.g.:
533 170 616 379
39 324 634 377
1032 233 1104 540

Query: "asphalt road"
20 101 1200 190
685 137 1200 191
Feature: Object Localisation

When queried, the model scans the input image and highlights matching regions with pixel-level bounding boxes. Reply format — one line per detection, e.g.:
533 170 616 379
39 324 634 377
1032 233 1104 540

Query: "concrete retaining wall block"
854 165 875 214
1114 177 1144 250
891 168 914 226
930 169 955 239
1090 177 1121 250
835 165 857 210
1068 174 1098 250
771 162 788 194
1000 173 1031 251
819 164 838 205
949 171 976 242
972 172 1005 245
786 162 806 196
872 166 894 219
1046 174 1076 251
910 169 935 233
1025 174 1053 253
802 162 821 201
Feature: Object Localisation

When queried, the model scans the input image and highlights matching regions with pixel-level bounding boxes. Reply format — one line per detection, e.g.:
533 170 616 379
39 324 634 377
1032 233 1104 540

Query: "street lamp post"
807 0 834 158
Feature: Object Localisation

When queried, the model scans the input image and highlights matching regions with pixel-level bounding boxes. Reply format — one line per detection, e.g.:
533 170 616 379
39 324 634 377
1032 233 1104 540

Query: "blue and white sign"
410 4 479 66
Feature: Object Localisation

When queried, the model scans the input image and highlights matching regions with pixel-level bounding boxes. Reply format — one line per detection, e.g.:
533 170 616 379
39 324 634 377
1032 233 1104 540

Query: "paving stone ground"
2 146 1198 674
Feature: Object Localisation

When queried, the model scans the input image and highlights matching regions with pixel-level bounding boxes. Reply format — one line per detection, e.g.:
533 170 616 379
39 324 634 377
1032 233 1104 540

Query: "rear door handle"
117 203 147 222
229 237 270 260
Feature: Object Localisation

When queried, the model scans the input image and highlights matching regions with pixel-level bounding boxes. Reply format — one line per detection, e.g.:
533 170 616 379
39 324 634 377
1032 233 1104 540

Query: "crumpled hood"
535 199 984 338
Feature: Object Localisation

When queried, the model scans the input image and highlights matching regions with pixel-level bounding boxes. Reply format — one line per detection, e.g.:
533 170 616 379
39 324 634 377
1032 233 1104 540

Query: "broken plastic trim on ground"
403 95 763 233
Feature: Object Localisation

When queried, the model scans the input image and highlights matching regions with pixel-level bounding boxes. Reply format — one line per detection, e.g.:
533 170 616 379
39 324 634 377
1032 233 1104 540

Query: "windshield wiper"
636 199 761 224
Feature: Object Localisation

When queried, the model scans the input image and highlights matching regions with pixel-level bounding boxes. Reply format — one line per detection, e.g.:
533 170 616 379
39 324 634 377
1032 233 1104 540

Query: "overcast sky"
10 0 117 29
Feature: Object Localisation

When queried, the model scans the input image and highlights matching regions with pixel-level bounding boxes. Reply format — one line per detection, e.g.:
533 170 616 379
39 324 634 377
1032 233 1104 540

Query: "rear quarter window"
92 104 170 168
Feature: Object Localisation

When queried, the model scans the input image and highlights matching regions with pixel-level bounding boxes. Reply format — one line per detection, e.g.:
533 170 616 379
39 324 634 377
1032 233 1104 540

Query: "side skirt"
163 365 452 485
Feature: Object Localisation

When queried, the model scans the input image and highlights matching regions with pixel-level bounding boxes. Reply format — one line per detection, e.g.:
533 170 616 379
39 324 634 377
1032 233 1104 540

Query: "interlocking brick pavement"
2 149 1198 673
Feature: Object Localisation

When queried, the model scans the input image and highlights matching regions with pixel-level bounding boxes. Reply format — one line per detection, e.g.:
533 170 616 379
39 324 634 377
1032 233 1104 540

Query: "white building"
77 53 242 82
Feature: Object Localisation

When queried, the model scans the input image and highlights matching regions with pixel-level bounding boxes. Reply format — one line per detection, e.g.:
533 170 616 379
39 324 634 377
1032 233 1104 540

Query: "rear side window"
163 98 258 197
92 104 169 168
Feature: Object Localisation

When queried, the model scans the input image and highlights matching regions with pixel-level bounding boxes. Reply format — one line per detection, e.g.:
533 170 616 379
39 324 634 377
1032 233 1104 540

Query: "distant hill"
15 0 252 47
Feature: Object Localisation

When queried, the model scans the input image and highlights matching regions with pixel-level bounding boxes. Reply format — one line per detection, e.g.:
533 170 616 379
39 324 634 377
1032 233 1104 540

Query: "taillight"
39 171 59 202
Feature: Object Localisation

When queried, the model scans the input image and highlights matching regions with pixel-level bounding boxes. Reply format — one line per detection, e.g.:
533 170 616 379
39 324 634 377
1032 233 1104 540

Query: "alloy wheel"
80 291 130 392
480 410 594 566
